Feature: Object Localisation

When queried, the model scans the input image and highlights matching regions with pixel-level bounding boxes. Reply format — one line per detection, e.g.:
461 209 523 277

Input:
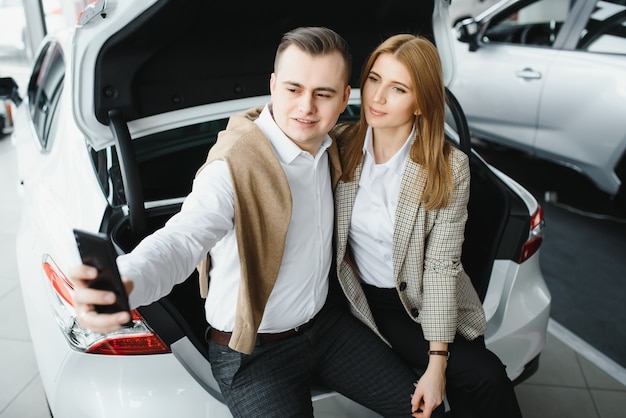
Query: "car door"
535 0 626 195
452 0 575 151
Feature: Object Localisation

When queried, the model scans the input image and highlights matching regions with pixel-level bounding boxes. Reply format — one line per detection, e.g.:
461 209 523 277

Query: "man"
71 26 424 417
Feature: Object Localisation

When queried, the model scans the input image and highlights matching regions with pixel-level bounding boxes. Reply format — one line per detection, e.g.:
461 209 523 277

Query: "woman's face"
362 53 420 132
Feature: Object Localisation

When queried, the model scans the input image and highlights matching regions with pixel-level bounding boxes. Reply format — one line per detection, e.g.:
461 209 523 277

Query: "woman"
334 34 522 418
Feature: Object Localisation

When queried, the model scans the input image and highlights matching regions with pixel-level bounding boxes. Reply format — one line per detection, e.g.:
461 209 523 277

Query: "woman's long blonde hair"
337 34 453 210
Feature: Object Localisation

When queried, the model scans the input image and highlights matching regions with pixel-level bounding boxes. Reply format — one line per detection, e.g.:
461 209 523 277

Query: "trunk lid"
72 0 454 150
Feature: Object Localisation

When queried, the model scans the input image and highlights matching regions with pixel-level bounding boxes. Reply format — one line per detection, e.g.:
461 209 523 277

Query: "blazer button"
411 308 419 318
399 282 407 291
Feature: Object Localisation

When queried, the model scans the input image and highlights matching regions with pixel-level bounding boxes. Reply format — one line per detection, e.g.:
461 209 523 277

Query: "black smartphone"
73 228 132 324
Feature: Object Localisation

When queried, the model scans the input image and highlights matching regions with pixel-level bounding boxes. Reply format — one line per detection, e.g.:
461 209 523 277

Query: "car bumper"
483 252 552 381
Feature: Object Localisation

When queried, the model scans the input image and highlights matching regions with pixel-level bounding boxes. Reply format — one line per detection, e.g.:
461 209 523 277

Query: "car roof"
70 0 455 149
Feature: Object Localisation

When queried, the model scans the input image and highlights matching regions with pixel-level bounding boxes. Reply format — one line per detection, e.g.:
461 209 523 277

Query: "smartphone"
73 228 132 324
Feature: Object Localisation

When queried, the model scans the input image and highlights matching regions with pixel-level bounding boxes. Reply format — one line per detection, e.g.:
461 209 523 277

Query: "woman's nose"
372 86 385 104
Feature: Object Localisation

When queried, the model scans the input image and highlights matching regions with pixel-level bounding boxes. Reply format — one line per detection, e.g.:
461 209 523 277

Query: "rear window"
106 119 227 206
103 105 362 206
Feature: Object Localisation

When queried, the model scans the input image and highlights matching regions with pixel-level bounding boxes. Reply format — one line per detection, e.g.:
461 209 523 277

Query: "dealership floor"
1 56 626 418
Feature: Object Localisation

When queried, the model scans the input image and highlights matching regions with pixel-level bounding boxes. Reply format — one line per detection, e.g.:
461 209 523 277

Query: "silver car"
451 0 626 203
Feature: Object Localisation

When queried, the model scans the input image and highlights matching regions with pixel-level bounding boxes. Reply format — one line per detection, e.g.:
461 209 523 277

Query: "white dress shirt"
349 126 415 288
117 105 333 332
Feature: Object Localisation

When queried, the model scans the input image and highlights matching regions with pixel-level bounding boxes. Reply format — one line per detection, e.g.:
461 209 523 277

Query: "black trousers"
362 283 523 418
207 296 431 418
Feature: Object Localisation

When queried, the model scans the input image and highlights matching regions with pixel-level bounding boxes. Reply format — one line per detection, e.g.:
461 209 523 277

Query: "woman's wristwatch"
428 350 450 360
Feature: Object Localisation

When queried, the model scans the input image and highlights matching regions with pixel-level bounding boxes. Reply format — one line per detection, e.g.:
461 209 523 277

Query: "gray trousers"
208 303 436 418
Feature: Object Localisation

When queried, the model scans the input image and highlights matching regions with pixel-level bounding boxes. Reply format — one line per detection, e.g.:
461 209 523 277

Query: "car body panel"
451 0 626 196
452 42 552 149
483 255 551 379
537 49 626 187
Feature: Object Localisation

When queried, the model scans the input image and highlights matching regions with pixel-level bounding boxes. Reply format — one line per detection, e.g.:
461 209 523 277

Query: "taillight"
86 332 170 355
43 257 74 305
518 204 544 263
42 255 171 355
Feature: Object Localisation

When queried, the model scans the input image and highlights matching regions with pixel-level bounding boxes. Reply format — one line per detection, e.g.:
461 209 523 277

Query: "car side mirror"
0 77 23 107
455 18 480 52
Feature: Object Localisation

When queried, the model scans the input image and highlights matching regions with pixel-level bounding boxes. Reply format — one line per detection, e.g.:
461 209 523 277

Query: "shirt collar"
362 125 415 176
256 104 331 164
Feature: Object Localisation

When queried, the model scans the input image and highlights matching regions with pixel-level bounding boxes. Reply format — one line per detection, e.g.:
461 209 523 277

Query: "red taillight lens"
86 333 170 355
43 257 75 306
518 204 544 263
42 255 171 355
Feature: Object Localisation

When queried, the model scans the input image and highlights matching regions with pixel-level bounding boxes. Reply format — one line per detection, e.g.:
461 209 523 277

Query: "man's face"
270 45 351 156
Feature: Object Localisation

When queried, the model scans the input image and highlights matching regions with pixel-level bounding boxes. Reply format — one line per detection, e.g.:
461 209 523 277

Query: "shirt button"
399 282 407 291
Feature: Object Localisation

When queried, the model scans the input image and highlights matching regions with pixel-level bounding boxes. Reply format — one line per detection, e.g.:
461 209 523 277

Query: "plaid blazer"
335 146 486 344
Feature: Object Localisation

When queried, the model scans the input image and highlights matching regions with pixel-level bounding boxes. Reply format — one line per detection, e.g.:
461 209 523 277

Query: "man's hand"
69 264 134 333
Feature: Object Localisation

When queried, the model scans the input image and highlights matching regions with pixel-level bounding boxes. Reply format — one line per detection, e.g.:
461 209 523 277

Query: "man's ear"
342 85 351 109
269 73 277 93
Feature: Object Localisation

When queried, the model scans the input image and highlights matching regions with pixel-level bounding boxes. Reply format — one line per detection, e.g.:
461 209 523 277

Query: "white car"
1 0 551 416
451 0 626 203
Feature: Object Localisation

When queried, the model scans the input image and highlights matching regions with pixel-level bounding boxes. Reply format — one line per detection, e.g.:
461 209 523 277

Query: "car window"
104 119 227 205
482 0 574 46
100 104 363 206
27 41 64 150
577 0 626 53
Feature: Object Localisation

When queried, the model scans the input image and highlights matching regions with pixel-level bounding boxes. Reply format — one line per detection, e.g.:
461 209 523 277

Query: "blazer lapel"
392 158 427 279
327 138 342 190
336 163 362 263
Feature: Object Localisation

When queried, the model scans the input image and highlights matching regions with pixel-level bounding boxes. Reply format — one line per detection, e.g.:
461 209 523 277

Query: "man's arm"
70 160 234 332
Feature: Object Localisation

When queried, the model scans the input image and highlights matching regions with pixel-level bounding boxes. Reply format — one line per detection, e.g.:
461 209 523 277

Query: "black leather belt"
209 317 315 346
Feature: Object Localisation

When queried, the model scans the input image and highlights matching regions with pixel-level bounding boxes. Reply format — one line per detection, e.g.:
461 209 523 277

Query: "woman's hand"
411 355 447 417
